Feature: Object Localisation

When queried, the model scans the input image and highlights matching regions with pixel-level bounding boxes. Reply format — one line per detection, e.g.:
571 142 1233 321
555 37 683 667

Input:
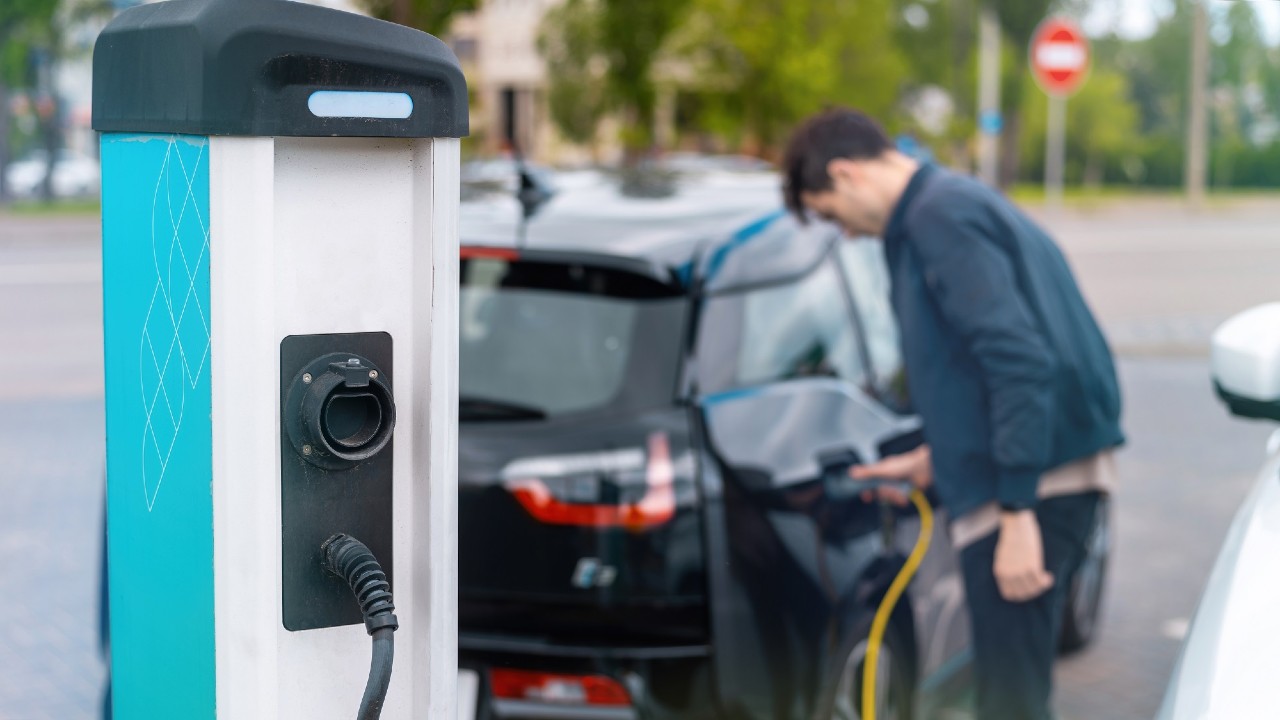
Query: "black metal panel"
92 0 468 138
280 332 394 632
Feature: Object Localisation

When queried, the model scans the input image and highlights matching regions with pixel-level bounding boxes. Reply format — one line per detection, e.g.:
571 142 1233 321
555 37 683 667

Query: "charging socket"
280 332 395 631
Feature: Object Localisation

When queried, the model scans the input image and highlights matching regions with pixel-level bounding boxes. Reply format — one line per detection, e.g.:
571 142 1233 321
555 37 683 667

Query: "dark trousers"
959 492 1101 720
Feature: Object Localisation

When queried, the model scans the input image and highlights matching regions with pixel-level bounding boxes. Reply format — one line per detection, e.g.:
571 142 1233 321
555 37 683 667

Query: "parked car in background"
657 152 774 175
1158 303 1280 720
462 158 558 194
454 166 1111 720
4 149 101 199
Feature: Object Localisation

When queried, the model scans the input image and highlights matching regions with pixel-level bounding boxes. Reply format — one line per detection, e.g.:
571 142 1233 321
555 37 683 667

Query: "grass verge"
1 198 101 216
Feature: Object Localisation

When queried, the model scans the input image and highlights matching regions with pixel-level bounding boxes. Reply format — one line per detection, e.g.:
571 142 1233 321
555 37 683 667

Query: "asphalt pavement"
0 216 108 719
2 200 1278 719
1030 199 1280 719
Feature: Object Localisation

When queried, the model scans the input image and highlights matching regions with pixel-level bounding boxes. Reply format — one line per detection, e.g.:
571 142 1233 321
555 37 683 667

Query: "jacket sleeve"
907 194 1055 507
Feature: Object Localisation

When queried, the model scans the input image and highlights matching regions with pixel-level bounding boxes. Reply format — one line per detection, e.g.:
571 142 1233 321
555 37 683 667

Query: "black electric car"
456 168 1107 720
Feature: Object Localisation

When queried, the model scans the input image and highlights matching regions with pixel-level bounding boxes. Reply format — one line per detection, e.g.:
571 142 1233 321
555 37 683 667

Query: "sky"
1083 0 1280 45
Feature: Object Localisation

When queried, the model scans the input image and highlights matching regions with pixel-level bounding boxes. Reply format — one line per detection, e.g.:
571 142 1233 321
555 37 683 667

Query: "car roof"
460 168 839 292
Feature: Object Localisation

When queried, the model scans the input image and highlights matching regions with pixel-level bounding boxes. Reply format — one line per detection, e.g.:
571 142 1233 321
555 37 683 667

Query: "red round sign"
1030 18 1090 97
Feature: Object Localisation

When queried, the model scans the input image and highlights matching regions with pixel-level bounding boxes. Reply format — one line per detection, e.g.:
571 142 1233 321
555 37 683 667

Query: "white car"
1158 303 1280 719
4 150 101 199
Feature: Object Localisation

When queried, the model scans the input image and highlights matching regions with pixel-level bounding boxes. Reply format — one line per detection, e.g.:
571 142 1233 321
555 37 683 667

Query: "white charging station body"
94 2 467 717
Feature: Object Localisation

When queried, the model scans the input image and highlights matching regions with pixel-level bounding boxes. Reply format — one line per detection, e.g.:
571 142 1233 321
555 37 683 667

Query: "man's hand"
994 510 1054 602
849 445 933 506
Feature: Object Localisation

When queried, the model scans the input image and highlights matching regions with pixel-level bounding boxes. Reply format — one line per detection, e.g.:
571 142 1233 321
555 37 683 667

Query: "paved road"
1 202 1278 719
1032 199 1280 355
1032 199 1280 719
0 216 107 720
1054 359 1275 719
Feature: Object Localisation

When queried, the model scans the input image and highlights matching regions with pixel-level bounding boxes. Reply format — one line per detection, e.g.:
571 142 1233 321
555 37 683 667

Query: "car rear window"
460 256 687 421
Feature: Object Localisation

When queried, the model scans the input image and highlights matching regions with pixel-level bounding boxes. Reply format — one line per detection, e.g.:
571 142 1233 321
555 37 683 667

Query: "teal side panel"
102 133 215 719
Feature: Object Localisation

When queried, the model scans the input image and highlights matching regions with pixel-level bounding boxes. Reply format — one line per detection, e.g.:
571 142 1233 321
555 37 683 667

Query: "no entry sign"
1031 18 1090 97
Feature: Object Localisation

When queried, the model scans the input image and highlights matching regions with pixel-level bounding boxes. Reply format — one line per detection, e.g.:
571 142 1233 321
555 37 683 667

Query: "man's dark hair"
782 108 893 219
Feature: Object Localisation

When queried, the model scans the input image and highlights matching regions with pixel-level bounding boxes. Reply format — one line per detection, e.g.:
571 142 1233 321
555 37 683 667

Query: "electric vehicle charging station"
93 0 467 717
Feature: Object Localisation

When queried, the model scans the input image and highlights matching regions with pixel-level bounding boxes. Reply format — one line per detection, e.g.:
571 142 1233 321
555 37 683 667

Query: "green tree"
1139 0 1194 137
0 0 57 57
1209 2 1271 187
894 0 961 84
361 0 476 37
537 0 608 147
1215 0 1265 91
985 0 1055 187
537 0 689 158
1095 0 1279 190
677 0 907 153
599 0 689 154
0 0 59 202
1066 7 1190 188
1264 45 1280 130
1019 68 1140 187
891 0 978 164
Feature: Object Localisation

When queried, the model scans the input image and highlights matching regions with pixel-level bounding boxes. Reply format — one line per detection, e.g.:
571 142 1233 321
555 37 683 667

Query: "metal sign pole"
1030 17 1088 215
1045 93 1067 212
977 5 1002 187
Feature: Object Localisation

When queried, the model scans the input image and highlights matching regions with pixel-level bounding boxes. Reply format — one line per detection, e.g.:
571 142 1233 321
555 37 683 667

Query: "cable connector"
322 533 399 634
321 533 399 720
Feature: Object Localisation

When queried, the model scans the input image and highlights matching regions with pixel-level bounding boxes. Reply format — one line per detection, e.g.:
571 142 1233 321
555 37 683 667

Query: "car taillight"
489 668 631 706
504 432 676 532
460 246 520 260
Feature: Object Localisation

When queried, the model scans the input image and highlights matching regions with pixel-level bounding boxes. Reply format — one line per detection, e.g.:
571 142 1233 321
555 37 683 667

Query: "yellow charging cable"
862 489 933 720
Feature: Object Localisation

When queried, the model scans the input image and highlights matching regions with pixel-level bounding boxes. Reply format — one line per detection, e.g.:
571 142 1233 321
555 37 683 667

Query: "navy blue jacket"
883 164 1124 519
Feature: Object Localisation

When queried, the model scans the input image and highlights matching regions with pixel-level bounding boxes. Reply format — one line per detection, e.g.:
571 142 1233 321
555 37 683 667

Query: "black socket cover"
285 353 396 471
92 0 469 138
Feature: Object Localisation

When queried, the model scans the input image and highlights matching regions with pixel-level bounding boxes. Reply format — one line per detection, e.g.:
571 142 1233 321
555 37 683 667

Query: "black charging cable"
322 534 400 720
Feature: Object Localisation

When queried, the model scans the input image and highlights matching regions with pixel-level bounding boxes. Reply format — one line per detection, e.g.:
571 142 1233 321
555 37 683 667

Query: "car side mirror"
1211 303 1280 421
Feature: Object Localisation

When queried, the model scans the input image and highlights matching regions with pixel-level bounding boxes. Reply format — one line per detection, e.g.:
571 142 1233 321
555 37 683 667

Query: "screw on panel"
303 373 313 384
369 370 378 379
303 445 313 456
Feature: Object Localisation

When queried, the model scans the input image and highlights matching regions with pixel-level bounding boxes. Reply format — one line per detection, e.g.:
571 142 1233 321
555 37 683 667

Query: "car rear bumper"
461 632 711 660
460 633 718 720
491 699 637 720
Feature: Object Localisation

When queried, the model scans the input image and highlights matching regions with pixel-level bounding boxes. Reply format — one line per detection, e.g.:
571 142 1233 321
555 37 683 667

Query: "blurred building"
46 0 595 170
447 0 618 165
